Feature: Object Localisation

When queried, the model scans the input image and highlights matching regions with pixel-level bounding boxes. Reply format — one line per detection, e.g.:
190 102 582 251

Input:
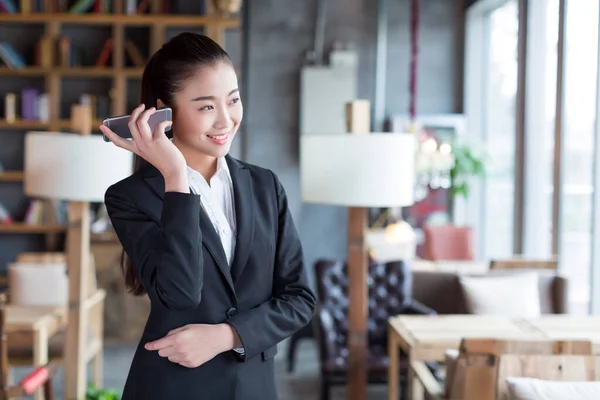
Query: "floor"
13 338 390 399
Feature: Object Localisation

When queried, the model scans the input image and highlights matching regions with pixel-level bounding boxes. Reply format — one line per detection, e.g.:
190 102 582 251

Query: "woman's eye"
200 105 214 111
230 97 240 105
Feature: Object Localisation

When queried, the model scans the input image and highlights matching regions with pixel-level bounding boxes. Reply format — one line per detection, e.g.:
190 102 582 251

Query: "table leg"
408 361 424 400
407 359 414 400
388 331 399 400
33 327 49 400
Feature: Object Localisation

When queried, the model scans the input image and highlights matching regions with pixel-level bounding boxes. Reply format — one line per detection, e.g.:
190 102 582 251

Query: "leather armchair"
313 259 436 400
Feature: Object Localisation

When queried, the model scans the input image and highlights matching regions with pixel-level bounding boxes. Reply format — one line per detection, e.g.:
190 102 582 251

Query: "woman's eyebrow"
191 88 239 102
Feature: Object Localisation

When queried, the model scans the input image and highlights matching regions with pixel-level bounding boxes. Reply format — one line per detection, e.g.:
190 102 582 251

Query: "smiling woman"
99 33 316 400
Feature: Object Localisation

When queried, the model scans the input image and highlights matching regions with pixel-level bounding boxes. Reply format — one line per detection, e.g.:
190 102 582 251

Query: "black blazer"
104 155 316 400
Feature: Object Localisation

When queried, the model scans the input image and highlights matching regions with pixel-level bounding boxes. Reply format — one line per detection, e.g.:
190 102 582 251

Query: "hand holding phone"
102 107 172 142
99 104 187 182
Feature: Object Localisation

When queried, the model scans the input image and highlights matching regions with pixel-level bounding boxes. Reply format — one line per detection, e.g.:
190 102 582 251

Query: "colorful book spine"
21 88 38 120
37 93 49 122
4 93 16 122
0 42 26 68
0 0 17 13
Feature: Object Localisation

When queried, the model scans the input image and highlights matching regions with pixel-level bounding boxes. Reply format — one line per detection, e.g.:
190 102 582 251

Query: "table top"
389 314 600 361
5 304 65 332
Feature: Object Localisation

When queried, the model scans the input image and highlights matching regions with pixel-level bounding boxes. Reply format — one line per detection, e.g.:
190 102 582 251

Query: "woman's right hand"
100 104 189 191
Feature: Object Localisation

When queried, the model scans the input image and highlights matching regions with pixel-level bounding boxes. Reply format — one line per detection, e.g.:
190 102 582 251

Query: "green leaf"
86 383 122 400
448 141 487 200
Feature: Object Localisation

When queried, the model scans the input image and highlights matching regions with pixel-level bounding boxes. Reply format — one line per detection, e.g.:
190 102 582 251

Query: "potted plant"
86 384 122 400
449 141 486 200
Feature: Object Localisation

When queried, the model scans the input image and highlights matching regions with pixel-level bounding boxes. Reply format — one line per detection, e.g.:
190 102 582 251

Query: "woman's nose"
214 108 231 129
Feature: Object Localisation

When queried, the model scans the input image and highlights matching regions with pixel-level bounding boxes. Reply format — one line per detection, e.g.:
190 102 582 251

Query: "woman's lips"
207 132 230 145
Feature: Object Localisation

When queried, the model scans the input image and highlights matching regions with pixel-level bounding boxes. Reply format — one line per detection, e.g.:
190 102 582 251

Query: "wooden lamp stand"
345 100 370 400
347 207 369 399
63 104 92 400
300 100 415 400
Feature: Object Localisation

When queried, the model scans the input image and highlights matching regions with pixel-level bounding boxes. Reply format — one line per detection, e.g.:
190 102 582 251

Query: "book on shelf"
2 91 110 123
37 34 86 68
3 93 16 122
0 42 26 69
0 202 12 224
125 39 145 67
80 93 110 119
0 0 111 13
95 38 112 67
0 0 183 14
0 0 17 13
0 0 180 14
22 198 67 225
2 90 50 122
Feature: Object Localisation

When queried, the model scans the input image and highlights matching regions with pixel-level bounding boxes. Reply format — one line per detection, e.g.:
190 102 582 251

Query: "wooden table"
386 315 600 400
6 305 65 400
526 315 600 352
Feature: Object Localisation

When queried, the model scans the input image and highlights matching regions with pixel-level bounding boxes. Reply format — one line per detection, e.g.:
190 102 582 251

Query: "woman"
101 32 316 400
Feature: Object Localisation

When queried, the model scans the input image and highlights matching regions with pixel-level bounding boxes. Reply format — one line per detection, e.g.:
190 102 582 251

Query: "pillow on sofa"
506 377 600 400
458 271 541 317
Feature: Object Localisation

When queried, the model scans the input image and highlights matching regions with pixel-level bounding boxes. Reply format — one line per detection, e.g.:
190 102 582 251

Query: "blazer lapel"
142 166 236 296
226 156 255 283
197 207 236 295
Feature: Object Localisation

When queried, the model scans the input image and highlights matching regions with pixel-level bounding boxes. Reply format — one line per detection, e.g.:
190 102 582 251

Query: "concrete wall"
243 0 464 287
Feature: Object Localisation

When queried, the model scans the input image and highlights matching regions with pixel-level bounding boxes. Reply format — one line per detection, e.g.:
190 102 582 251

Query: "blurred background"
2 0 600 399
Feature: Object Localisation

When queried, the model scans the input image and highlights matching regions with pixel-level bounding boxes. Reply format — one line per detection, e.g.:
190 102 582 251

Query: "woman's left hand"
144 324 238 368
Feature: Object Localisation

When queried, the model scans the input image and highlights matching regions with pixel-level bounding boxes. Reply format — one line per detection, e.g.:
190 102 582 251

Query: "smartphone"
102 107 172 142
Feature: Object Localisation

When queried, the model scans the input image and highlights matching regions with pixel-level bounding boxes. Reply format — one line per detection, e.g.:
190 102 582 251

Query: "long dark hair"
122 33 232 296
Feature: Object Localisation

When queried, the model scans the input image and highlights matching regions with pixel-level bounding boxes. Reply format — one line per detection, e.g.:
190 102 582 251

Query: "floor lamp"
300 127 415 400
23 114 133 399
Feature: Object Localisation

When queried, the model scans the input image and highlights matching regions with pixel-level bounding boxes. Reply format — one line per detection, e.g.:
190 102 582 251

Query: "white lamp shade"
24 131 134 202
300 133 416 207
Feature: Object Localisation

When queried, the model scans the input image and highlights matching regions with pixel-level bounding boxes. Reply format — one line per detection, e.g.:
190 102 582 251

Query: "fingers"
154 120 173 139
145 334 176 351
158 346 178 358
136 106 157 140
168 355 187 364
127 104 147 142
99 125 135 152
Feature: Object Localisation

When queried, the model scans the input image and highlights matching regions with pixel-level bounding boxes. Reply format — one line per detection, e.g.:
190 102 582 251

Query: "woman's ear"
157 99 166 109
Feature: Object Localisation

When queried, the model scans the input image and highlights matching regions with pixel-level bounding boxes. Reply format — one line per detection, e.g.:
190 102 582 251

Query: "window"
466 0 600 314
481 0 519 258
522 0 559 258
559 0 599 312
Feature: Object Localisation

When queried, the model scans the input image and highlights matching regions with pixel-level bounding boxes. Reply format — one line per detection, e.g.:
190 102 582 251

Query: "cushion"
8 262 68 306
506 377 600 400
458 271 541 317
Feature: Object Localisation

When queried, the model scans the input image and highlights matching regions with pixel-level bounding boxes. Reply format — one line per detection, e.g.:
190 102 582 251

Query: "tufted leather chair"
313 259 436 400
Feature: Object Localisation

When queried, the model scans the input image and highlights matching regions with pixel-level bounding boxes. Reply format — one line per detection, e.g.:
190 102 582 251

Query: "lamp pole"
64 104 92 399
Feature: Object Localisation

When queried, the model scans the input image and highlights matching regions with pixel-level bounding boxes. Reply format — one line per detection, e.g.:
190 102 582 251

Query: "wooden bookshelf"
0 119 104 130
0 4 240 234
0 13 240 28
0 223 67 233
0 171 24 181
0 67 144 77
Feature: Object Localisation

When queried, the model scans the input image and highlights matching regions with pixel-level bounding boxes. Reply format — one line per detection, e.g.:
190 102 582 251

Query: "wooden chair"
411 338 600 400
0 294 58 400
490 256 559 271
7 252 105 388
